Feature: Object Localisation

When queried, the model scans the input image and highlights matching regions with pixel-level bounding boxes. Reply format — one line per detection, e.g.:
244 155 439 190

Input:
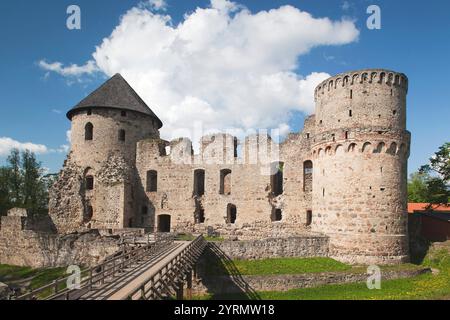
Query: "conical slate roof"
67 73 163 128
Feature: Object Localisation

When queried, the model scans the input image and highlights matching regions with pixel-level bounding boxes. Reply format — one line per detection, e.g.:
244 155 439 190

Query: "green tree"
22 150 47 215
7 149 22 206
407 172 430 203
426 177 450 204
0 149 53 216
0 167 11 215
420 142 450 183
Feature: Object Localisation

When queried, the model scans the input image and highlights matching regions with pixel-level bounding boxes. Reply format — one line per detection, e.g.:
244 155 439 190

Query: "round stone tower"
68 73 162 167
311 69 410 264
50 73 162 232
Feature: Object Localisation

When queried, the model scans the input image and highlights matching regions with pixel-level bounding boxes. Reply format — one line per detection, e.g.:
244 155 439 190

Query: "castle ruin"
47 68 410 265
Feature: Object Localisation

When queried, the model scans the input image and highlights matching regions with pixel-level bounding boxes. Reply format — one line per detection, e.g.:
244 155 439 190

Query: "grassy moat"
193 244 450 300
1 244 449 300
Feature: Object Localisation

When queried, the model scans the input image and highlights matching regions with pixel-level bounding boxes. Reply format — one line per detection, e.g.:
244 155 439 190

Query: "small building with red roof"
408 203 450 242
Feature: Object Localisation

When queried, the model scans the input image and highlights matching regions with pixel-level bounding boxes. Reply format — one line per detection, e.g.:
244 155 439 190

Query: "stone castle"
47 68 410 265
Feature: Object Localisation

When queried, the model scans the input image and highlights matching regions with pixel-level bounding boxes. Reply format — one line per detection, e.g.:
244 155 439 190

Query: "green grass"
176 233 196 241
194 246 450 300
231 257 351 275
200 254 353 277
0 264 67 298
175 233 224 242
204 235 225 242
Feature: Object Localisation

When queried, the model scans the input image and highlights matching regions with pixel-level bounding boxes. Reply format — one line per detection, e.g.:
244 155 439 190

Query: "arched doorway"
226 204 237 224
157 214 171 232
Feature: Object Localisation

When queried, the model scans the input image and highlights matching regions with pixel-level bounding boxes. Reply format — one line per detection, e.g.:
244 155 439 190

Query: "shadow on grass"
197 243 260 300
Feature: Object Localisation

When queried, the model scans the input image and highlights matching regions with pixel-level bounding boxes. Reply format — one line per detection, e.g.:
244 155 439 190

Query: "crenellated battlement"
312 140 409 159
314 69 408 100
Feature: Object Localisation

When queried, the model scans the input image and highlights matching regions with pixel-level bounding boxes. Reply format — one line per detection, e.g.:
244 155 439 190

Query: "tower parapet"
314 69 407 134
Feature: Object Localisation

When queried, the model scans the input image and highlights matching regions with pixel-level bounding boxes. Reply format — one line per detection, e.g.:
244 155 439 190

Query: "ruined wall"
208 236 329 260
311 69 410 265
0 212 120 268
135 132 312 239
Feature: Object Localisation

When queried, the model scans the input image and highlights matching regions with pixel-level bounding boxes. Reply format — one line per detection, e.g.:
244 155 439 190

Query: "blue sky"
0 0 449 174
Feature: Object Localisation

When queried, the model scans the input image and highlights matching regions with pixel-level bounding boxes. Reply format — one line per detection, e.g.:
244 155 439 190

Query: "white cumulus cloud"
0 137 49 156
40 0 359 141
38 60 99 77
140 0 168 11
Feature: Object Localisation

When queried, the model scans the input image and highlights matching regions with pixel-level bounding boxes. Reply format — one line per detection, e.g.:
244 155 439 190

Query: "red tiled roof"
408 203 450 214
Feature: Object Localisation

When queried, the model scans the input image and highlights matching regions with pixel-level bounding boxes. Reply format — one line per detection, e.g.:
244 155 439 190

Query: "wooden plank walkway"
79 241 190 300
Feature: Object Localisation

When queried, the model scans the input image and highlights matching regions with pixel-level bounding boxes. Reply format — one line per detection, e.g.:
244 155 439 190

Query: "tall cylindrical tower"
311 69 410 264
50 74 162 233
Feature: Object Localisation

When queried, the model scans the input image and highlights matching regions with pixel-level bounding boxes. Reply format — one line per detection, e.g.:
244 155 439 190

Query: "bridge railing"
126 234 207 300
16 233 175 300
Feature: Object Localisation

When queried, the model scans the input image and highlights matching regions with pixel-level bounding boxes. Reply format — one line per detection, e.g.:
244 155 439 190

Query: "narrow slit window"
119 129 126 142
306 210 312 226
226 204 237 224
271 208 282 222
194 169 205 196
270 162 284 196
303 160 313 192
86 176 94 190
146 170 157 192
85 123 93 141
219 169 232 195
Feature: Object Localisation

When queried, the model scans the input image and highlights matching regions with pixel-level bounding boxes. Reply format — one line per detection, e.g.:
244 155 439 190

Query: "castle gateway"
49 69 410 265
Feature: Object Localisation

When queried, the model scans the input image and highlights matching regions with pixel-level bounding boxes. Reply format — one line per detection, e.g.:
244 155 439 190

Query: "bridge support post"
186 271 192 300
176 281 184 300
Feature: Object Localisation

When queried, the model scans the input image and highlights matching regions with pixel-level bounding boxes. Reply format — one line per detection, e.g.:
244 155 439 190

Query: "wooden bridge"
17 234 207 300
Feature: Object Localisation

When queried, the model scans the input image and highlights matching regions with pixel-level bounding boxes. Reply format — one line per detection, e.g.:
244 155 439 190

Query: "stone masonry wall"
208 236 329 260
0 214 120 268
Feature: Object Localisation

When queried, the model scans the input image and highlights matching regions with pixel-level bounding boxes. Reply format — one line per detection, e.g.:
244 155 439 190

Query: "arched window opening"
87 109 92 116
142 206 148 215
84 205 93 223
195 209 205 224
220 169 232 195
362 142 372 153
349 110 353 117
348 143 356 152
387 142 397 155
157 215 171 232
374 142 385 153
271 208 282 222
121 110 127 117
85 175 94 190
85 123 93 141
119 129 126 142
193 169 205 197
146 170 157 192
345 131 349 139
303 160 313 192
226 204 237 224
194 198 205 224
306 210 312 226
270 162 284 196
